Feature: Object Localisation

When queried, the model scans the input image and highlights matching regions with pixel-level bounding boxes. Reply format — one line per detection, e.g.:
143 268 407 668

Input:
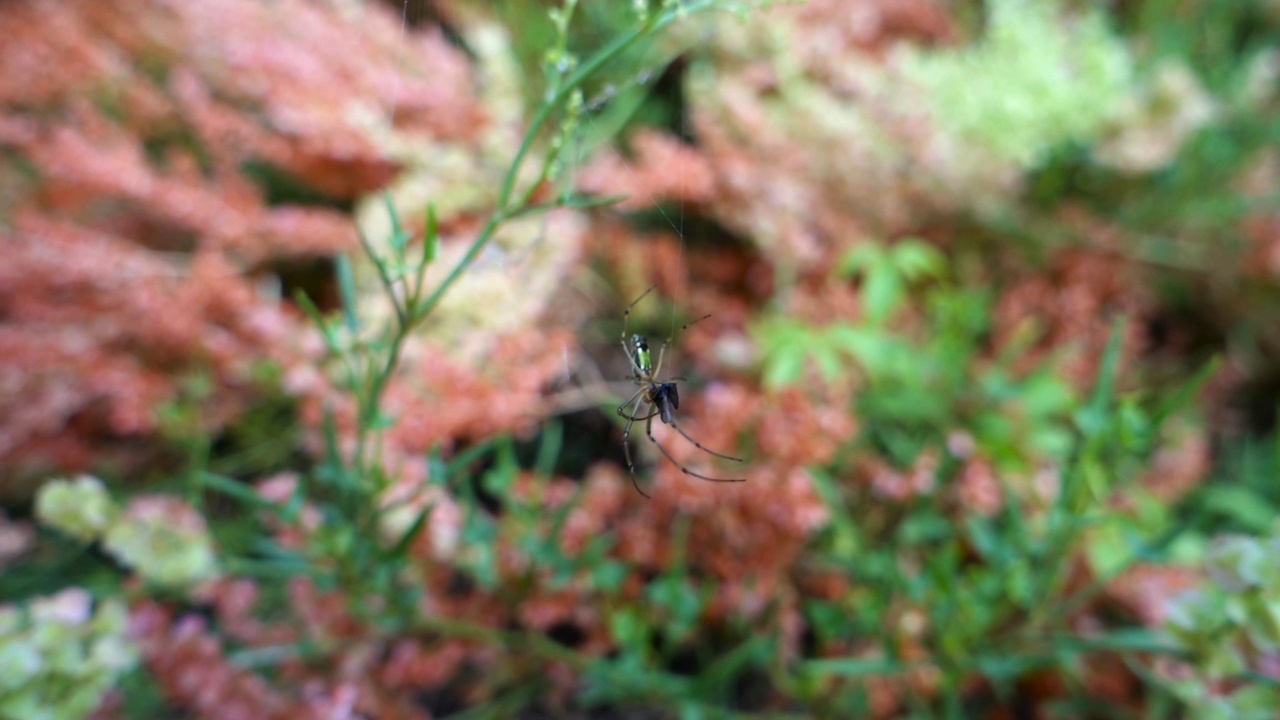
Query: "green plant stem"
415 0 719 322
350 0 723 480
316 0 744 706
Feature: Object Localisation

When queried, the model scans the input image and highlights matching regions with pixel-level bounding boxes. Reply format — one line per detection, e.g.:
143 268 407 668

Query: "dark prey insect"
616 285 746 498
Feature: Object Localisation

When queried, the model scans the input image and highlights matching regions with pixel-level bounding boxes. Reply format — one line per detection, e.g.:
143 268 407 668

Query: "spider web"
377 2 730 488
382 1 704 366
566 7 697 338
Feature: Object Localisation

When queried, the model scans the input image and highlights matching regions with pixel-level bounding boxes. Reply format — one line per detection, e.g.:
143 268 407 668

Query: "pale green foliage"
836 240 946 325
102 499 220 588
754 240 1078 473
1161 524 1280 718
36 479 219 588
1093 61 1217 172
756 239 946 388
905 0 1133 166
0 589 136 720
34 476 115 541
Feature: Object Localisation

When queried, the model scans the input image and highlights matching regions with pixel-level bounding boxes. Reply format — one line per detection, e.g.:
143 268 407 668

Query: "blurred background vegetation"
2 0 1280 718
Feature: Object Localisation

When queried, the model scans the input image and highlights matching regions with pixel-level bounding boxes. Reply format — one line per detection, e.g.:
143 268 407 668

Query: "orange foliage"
1 0 1247 716
0 0 481 487
132 603 309 720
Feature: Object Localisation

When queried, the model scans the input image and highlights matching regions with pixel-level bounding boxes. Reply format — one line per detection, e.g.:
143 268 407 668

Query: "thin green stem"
357 227 407 327
363 2 723 433
314 3 739 704
416 0 719 321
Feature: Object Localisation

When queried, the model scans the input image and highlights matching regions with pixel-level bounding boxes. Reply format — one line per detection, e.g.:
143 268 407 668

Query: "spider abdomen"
630 334 653 375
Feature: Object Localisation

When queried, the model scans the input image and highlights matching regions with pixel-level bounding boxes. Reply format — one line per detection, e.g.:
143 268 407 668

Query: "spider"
616 285 746 498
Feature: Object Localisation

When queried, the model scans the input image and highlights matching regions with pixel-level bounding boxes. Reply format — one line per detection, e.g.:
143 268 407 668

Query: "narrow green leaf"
835 243 879 280
292 289 339 355
1200 486 1278 533
964 516 1003 562
279 479 304 524
975 653 1054 681
387 503 435 560
763 345 806 388
368 409 397 432
863 270 903 325
802 656 904 677
1239 671 1280 691
1082 315 1127 432
1051 629 1180 655
336 254 360 335
534 419 564 480
423 202 439 263
317 408 345 488
565 192 629 209
694 635 769 693
224 556 314 579
384 194 410 253
826 325 879 361
1151 354 1220 426
507 194 630 220
197 472 278 513
892 240 945 280
446 437 503 480
426 447 448 487
293 289 325 326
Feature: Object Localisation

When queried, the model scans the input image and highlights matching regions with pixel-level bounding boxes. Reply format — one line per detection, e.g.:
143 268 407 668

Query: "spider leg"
623 285 659 321
621 393 657 499
621 285 657 346
620 339 646 380
621 285 659 381
652 313 711 380
616 385 646 418
618 288 743 492
646 414 746 484
666 415 744 463
619 408 660 422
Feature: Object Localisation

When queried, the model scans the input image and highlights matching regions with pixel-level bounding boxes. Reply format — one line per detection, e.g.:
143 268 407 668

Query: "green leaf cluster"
905 0 1134 167
0 591 136 720
788 319 1222 714
756 240 1075 471
1157 526 1280 718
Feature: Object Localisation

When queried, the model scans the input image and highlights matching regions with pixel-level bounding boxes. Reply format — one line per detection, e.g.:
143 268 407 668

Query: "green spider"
616 285 745 498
